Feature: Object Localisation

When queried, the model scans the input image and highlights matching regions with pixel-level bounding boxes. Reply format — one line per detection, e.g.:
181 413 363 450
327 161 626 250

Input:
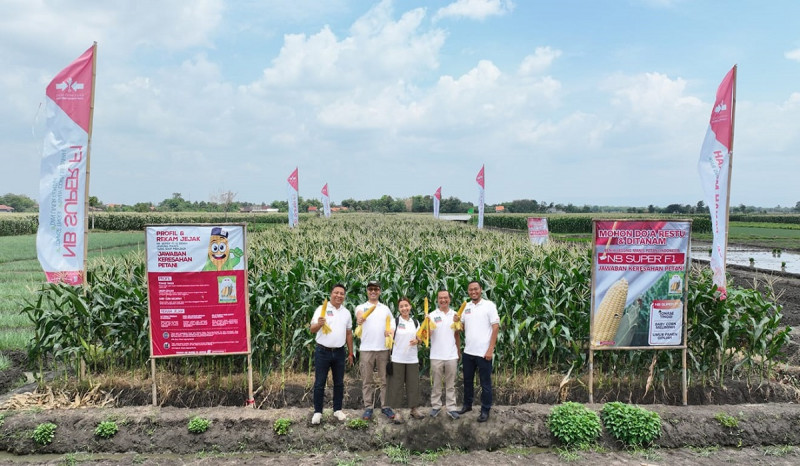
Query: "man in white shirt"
456 280 499 422
428 289 462 419
355 280 397 421
309 284 353 425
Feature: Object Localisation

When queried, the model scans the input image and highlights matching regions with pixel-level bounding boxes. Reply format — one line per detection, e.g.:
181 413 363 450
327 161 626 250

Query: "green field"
694 224 800 251
0 231 145 350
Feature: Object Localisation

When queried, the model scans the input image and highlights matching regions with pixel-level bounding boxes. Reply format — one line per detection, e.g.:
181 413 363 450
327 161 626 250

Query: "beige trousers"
360 350 389 408
430 358 458 411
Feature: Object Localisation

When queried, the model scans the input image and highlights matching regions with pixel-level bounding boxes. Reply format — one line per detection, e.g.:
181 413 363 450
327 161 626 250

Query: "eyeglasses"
367 287 380 292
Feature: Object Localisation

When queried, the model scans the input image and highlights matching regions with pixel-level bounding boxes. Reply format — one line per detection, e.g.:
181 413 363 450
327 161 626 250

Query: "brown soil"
2 265 800 464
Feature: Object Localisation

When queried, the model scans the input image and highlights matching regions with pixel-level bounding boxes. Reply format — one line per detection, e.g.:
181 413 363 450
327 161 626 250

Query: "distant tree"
88 196 103 208
411 195 433 212
695 200 707 214
133 202 152 212
506 199 540 213
664 204 687 214
211 190 238 219
0 193 37 212
159 193 192 211
795 201 800 213
270 200 289 212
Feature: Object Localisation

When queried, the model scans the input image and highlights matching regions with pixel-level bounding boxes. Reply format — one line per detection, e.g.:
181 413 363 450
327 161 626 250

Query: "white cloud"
518 47 562 75
434 0 514 22
785 48 800 62
603 72 704 128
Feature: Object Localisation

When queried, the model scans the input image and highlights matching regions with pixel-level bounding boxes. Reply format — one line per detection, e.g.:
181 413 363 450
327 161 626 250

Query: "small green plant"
346 418 369 430
32 422 57 446
556 447 581 461
763 445 793 457
94 420 119 439
714 412 739 429
188 416 211 434
383 445 410 464
689 445 719 457
548 402 602 447
600 402 662 447
273 418 292 436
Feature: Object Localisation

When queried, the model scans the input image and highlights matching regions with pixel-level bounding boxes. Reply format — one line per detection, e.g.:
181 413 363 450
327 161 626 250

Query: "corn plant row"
23 214 788 388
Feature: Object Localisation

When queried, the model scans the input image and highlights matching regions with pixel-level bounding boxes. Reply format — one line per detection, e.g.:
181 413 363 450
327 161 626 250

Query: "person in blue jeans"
309 284 354 425
455 280 500 423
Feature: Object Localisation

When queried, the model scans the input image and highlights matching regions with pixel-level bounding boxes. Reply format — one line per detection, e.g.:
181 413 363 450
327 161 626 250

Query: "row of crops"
0 212 312 236
23 214 788 388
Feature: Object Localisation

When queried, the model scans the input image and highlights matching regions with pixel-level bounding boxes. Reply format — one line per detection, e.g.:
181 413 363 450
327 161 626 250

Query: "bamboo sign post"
588 219 691 406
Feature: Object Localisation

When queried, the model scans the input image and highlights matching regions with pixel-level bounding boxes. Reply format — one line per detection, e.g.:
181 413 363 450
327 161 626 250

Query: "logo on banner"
52 77 87 101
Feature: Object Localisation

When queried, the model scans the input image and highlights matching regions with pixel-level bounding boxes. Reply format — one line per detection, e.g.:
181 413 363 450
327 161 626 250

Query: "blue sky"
2 0 799 207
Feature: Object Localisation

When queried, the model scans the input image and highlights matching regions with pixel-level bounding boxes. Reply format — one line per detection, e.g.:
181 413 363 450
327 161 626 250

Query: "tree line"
2 192 799 215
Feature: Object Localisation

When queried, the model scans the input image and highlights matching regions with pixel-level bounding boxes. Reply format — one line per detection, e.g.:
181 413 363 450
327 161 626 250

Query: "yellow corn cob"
384 314 394 348
353 304 377 338
319 299 332 334
425 297 436 331
451 301 467 330
592 278 628 346
416 318 429 347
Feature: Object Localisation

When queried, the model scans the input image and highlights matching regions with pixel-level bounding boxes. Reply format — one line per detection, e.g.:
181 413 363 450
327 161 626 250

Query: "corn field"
22 214 788 386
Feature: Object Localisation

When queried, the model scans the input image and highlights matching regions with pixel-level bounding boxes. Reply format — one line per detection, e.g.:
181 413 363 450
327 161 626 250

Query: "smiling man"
309 283 353 425
456 280 500 422
355 280 397 422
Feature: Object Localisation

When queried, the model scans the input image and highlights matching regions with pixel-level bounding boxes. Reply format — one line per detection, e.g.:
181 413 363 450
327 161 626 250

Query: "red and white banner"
146 225 250 357
287 167 299 228
37 44 96 286
527 217 549 245
433 186 441 219
476 165 485 229
321 183 331 218
697 66 736 300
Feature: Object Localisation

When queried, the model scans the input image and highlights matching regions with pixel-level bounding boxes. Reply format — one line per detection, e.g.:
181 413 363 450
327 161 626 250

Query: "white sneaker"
311 412 322 425
333 410 347 421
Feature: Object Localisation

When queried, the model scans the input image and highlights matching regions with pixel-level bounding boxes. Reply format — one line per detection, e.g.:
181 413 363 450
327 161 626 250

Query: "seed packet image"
218 276 237 303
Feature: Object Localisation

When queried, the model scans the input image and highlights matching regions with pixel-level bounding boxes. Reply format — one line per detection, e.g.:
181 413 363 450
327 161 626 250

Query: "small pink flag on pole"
287 167 299 228
476 165 485 229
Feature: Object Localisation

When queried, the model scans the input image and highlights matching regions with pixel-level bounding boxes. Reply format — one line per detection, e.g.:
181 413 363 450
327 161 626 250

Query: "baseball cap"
367 280 381 289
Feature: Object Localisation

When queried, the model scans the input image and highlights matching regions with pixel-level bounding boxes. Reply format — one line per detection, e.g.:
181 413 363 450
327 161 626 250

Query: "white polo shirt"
462 298 500 357
429 308 459 360
390 315 419 364
355 301 395 352
310 302 352 349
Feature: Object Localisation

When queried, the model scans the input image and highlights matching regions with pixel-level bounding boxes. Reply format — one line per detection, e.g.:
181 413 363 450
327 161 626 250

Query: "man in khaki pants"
355 280 396 421
428 289 462 419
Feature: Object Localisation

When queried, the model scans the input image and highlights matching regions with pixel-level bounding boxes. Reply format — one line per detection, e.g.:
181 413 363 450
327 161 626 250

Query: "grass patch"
763 445 794 457
383 445 410 464
0 353 10 371
689 445 719 457
0 329 33 350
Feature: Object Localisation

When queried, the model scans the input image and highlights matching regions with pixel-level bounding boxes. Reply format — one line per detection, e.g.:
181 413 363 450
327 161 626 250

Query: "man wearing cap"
428 289 462 419
309 283 353 425
456 280 499 422
355 280 397 421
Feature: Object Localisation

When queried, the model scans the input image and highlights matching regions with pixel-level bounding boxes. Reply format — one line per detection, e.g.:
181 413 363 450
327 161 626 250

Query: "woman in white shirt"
386 297 425 422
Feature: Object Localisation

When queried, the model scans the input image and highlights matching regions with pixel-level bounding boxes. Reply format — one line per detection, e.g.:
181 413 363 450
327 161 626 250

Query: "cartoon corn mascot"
203 227 244 271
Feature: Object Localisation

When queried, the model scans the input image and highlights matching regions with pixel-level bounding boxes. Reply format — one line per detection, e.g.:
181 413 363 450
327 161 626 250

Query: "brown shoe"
410 408 425 419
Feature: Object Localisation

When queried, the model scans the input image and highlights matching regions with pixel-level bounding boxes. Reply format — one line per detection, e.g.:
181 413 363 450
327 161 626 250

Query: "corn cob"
385 314 394 348
425 297 436 331
592 278 628 346
451 301 467 330
416 318 429 347
354 304 377 338
319 298 332 334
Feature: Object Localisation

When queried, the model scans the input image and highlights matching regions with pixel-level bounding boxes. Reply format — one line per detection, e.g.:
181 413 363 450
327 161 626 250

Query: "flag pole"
722 65 737 270
82 41 98 284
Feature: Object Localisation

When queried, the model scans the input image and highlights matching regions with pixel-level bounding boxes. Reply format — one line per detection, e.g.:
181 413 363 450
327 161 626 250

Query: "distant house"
308 206 318 212
0 204 15 213
494 205 505 213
